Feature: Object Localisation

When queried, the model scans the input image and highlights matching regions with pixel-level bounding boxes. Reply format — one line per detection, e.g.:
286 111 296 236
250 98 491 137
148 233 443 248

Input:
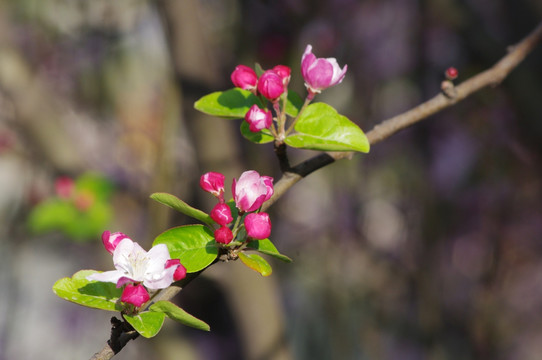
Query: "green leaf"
285 102 370 153
52 270 122 311
194 89 262 119
284 91 304 117
124 311 166 338
240 121 275 144
75 172 114 202
150 300 210 331
150 192 213 226
153 225 219 273
246 239 292 263
238 253 272 276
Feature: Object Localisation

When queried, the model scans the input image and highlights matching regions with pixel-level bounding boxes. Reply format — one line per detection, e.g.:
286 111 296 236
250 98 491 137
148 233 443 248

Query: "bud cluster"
200 170 273 245
231 45 347 140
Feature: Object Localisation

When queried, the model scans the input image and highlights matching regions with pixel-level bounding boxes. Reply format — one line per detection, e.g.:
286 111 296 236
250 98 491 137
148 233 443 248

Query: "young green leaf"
246 239 292 263
194 89 262 119
153 225 218 273
124 311 166 338
238 252 272 276
285 102 370 153
150 192 213 226
53 270 122 311
150 300 210 331
240 121 274 144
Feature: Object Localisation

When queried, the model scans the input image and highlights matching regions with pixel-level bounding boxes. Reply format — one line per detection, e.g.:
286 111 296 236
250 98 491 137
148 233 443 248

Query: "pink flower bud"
102 231 130 254
200 172 226 198
232 170 274 213
55 176 74 199
244 105 273 133
231 65 258 91
257 70 285 102
272 65 291 85
244 212 271 240
121 283 150 307
301 44 347 97
215 226 234 244
165 259 187 281
210 203 233 226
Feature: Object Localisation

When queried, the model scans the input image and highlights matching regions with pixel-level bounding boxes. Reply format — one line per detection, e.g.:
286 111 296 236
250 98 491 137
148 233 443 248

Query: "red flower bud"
102 231 130 254
200 172 226 198
121 283 150 307
244 105 273 133
445 67 458 80
215 226 234 244
231 65 258 91
165 259 187 281
272 65 291 85
210 203 233 226
257 70 285 102
244 212 271 240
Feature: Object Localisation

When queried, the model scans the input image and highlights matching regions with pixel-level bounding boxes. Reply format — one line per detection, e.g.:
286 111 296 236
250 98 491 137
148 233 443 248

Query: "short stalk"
285 96 312 136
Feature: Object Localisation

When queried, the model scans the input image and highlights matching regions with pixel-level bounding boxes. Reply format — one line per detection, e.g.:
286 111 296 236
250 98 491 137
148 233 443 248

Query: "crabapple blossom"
301 44 347 98
87 237 177 290
244 212 272 240
232 170 274 212
210 203 233 226
231 65 258 91
121 283 150 307
102 230 130 254
257 70 285 101
200 172 226 199
215 226 234 244
245 105 273 132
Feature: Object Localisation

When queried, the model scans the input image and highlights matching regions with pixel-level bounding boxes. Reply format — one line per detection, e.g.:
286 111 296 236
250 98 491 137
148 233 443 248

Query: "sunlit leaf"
238 252 272 276
194 89 262 119
153 225 218 273
246 239 292 263
285 103 370 153
240 121 274 144
150 300 210 331
52 270 122 311
124 311 166 338
150 192 213 226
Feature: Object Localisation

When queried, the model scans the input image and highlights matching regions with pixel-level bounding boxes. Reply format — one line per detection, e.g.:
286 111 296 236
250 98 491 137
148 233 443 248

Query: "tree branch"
89 20 542 359
264 20 542 210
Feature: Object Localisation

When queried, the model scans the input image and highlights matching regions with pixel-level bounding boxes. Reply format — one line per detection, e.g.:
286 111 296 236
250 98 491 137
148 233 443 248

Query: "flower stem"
285 96 312 136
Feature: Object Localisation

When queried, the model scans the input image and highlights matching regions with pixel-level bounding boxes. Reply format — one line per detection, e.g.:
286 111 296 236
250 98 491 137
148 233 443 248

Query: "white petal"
143 266 176 290
86 270 123 284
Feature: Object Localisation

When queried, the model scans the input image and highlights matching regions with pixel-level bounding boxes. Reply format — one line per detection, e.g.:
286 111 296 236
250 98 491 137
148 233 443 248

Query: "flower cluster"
87 232 187 307
200 170 273 244
231 45 347 138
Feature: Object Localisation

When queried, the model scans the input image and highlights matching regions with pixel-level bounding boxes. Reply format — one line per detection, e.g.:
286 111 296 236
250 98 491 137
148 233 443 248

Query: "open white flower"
87 237 177 290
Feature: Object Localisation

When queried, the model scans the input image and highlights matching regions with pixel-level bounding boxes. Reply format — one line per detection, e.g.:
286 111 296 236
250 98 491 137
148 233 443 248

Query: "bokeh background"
1 0 542 359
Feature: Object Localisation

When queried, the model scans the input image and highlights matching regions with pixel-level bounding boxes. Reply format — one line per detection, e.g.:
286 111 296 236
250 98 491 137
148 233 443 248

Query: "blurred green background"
1 0 541 359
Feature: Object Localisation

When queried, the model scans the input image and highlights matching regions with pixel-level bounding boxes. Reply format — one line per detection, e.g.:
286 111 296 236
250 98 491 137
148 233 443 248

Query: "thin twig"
89 20 542 360
264 20 542 208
